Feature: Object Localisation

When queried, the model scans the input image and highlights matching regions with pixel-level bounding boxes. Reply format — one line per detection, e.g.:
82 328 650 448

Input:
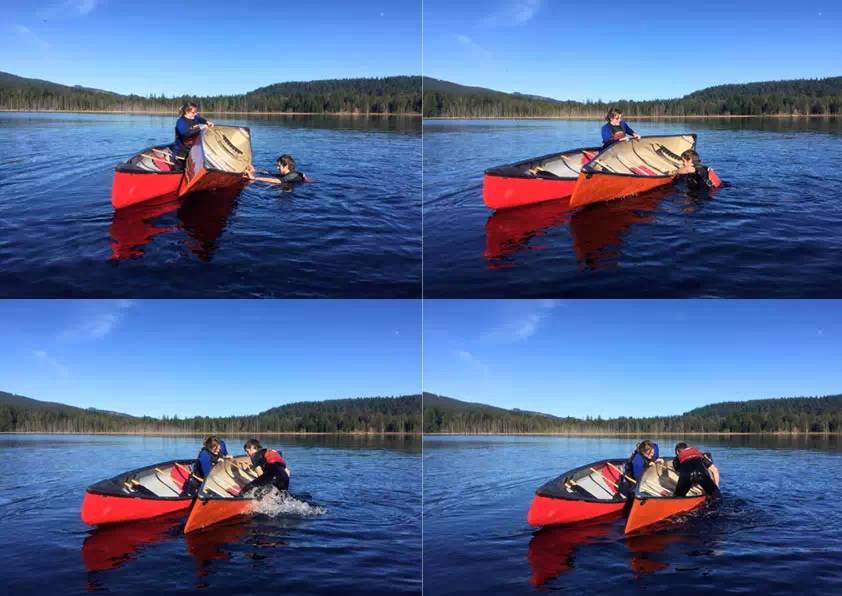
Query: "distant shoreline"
0 109 421 117
424 431 842 436
424 114 840 121
1 431 421 436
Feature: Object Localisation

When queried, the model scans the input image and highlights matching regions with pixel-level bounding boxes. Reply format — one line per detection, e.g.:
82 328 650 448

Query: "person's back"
673 443 719 496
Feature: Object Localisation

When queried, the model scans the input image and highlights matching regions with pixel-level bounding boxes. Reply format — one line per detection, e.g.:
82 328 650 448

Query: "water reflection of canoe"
184 456 260 534
81 512 183 572
527 515 620 586
109 185 242 262
484 199 573 261
184 517 249 564
81 460 196 525
625 463 708 535
570 135 695 208
178 126 252 198
111 145 183 209
483 147 600 209
527 459 628 527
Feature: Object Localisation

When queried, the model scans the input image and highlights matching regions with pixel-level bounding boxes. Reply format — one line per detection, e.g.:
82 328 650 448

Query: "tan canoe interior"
587 135 695 177
123 462 189 497
127 146 179 173
526 149 599 178
638 460 704 497
200 455 259 499
202 126 253 173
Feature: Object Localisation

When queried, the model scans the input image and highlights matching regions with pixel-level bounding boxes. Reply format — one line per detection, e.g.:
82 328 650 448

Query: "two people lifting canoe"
618 440 720 498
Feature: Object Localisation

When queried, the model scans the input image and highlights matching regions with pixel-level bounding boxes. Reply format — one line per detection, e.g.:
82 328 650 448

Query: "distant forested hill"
0 71 421 114
423 393 842 434
422 76 842 118
0 391 421 433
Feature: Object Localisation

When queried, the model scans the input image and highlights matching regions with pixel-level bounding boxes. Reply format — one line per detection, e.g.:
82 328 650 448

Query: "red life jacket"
264 448 286 466
677 447 704 464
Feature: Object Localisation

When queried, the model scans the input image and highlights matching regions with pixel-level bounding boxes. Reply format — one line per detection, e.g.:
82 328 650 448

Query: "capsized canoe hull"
81 459 195 525
178 126 252 198
483 147 600 210
111 145 183 209
527 459 627 527
624 494 706 535
569 134 696 208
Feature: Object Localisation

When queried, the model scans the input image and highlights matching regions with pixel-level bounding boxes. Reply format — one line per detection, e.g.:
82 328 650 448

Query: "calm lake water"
423 118 842 297
423 435 842 594
0 113 421 297
0 434 421 595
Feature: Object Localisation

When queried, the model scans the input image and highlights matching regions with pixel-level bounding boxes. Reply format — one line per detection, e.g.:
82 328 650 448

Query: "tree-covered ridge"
423 76 842 118
423 393 842 434
0 71 421 114
0 391 421 434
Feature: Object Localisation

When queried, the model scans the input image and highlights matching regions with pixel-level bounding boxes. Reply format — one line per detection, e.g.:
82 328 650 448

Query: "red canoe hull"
569 171 673 208
527 494 626 527
111 170 183 209
183 497 253 534
624 495 707 535
81 491 192 526
483 175 578 210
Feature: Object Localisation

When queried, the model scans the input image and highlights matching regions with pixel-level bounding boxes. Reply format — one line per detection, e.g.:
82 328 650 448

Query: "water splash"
251 490 327 518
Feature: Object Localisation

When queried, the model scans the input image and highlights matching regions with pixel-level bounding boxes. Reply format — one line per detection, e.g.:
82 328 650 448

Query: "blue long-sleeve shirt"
601 120 636 147
196 439 228 477
174 114 208 154
629 442 659 480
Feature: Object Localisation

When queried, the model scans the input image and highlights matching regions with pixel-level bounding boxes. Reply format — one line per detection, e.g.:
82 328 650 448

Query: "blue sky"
0 300 421 417
424 300 842 418
424 0 842 101
1 0 420 95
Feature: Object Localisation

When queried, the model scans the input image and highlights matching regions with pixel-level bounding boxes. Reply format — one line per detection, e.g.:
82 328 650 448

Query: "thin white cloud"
33 350 69 378
455 349 490 377
11 24 49 51
39 0 103 19
456 34 491 61
59 300 135 341
484 300 562 342
482 0 544 27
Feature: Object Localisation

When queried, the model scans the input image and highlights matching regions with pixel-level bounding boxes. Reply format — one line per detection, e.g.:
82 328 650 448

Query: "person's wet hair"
605 107 623 122
204 436 221 450
179 101 199 117
681 149 701 164
276 154 296 172
244 438 263 451
675 442 688 453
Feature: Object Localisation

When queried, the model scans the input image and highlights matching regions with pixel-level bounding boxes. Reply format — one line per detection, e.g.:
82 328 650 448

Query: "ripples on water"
0 434 421 594
423 435 842 594
423 118 842 297
0 113 421 297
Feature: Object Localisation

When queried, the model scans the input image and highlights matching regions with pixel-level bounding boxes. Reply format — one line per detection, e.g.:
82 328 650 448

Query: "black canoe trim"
485 146 602 180
535 459 628 503
85 459 196 500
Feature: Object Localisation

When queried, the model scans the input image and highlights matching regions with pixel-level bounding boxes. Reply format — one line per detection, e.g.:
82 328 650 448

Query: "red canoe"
81 460 196 525
569 134 696 208
624 462 708 534
527 459 628 527
483 146 601 210
178 125 252 198
183 455 261 534
111 145 184 209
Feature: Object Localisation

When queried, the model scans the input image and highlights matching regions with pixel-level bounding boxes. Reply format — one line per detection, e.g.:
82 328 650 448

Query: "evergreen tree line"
423 393 842 434
423 76 842 118
0 392 421 434
0 72 421 114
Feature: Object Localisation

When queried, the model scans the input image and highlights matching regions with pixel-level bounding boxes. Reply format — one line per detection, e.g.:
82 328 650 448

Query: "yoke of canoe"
81 459 197 525
569 134 696 208
624 460 708 535
483 146 601 210
183 455 260 534
527 459 628 527
178 125 253 198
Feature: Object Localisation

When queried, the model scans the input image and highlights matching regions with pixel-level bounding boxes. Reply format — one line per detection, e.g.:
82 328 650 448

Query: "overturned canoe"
183 455 260 534
81 460 196 525
527 459 628 527
111 145 184 209
483 147 601 210
178 125 252 198
569 135 696 208
624 461 708 534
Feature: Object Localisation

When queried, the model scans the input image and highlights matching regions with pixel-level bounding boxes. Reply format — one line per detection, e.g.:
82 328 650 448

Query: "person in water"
673 149 719 190
618 440 660 495
173 101 214 161
673 442 720 497
182 435 231 495
245 154 307 185
240 438 290 495
601 108 641 148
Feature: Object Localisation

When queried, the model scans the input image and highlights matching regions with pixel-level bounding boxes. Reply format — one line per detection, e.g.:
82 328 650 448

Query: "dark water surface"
423 118 842 297
0 113 421 297
0 434 421 594
423 435 842 594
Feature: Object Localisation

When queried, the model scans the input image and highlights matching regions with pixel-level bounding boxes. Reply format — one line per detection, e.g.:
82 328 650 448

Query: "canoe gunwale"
534 458 628 503
114 144 183 174
580 134 697 179
85 459 196 499
484 145 602 180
